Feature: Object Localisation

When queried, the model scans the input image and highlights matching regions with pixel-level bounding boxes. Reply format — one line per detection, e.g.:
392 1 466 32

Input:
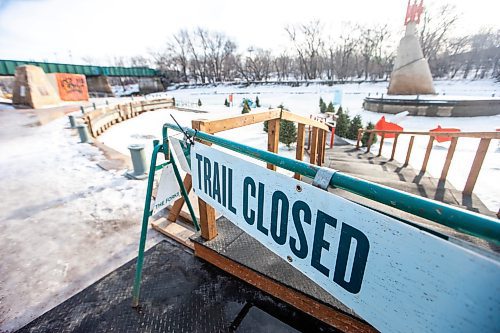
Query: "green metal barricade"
131 122 500 307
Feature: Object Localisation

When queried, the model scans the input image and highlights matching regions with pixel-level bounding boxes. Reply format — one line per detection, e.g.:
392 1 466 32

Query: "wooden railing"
82 98 175 137
355 129 500 195
168 108 331 240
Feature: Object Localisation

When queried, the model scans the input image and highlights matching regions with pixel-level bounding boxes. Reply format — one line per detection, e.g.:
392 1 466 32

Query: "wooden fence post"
356 129 363 149
295 123 306 180
439 137 458 181
192 120 217 240
267 118 280 171
390 133 399 161
404 136 415 166
366 133 375 153
421 136 435 173
463 138 491 195
310 127 319 165
377 134 385 157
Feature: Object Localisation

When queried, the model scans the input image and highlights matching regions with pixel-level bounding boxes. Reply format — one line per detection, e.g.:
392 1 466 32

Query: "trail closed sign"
191 143 500 333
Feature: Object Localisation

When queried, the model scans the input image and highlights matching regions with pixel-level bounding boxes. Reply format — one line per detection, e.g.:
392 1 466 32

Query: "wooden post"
356 129 362 149
390 133 399 161
366 133 375 153
330 127 335 148
421 136 435 173
440 137 458 181
310 127 319 165
294 123 306 180
377 134 385 157
404 136 415 166
192 120 217 240
317 129 325 165
167 174 192 222
267 118 280 170
307 125 312 150
322 130 327 163
463 138 491 195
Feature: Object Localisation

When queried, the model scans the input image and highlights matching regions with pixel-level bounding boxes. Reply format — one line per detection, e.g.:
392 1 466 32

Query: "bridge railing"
355 129 500 195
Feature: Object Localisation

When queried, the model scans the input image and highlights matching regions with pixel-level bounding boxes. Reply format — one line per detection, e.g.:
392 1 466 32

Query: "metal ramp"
17 241 339 333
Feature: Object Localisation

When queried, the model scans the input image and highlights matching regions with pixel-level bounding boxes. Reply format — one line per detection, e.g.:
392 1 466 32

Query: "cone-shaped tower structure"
388 1 435 95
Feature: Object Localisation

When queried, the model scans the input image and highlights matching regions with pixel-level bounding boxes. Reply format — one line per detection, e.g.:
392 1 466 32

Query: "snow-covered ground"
0 107 162 332
100 79 499 211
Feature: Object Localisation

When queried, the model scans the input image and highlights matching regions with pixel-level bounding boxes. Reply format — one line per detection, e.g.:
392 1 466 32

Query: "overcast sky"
0 0 498 66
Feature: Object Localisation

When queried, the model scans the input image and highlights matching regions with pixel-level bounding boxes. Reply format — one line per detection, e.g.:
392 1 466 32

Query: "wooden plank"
377 134 385 157
167 174 192 222
307 126 312 150
194 243 375 333
366 133 375 153
356 129 363 149
267 118 280 170
317 129 325 165
404 136 415 166
151 217 195 250
421 136 435 173
440 137 458 181
281 110 330 131
463 138 491 195
309 127 319 164
322 130 327 163
199 110 281 134
390 133 399 161
294 123 306 180
193 120 218 240
198 199 217 240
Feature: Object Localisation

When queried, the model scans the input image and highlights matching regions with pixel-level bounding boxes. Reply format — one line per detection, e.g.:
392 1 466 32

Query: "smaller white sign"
152 163 181 216
170 136 191 174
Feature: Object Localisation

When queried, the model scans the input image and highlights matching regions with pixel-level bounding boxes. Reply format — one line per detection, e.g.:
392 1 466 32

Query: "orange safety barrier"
430 125 461 143
375 116 403 138
55 73 89 101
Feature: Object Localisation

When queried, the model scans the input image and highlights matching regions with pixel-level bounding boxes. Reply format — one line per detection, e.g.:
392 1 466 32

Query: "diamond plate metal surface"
17 240 339 333
194 217 361 320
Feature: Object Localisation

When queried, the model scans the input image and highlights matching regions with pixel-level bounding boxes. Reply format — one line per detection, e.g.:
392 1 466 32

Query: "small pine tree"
326 102 335 114
335 110 351 138
336 106 343 116
319 97 327 113
347 115 363 140
361 122 377 147
279 119 297 148
241 100 250 114
263 120 268 133
255 96 260 107
198 99 202 107
224 98 229 107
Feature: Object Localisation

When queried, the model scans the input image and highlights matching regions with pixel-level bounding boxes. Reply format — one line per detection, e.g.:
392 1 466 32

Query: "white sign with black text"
191 143 499 333
152 163 181 216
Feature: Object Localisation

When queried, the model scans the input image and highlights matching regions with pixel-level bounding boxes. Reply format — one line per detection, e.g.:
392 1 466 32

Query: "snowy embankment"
99 79 500 211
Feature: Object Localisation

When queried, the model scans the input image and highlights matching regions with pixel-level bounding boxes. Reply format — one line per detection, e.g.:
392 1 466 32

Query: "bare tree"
419 3 459 71
285 20 324 80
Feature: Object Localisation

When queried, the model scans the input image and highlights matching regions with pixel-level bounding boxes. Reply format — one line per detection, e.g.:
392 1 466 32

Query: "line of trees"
109 4 500 84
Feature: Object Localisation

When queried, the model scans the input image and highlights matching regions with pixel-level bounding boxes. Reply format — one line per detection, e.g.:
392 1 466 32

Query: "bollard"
68 114 76 128
127 144 148 179
76 124 90 143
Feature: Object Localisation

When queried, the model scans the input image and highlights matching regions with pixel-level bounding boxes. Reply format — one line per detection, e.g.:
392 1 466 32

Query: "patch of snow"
101 79 499 211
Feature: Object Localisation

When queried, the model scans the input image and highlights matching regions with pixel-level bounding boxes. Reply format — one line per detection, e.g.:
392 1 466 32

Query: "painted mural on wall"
55 73 89 101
